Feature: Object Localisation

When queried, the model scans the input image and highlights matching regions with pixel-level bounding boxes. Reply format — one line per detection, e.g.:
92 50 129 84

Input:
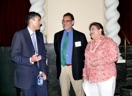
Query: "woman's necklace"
90 40 101 53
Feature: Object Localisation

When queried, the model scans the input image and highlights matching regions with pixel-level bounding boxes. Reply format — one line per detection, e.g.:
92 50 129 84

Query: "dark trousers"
21 65 48 96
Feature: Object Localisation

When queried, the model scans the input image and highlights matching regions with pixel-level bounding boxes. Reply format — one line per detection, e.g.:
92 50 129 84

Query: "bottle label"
37 76 43 86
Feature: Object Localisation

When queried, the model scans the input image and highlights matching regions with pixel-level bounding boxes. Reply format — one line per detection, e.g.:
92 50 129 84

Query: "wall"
43 0 106 43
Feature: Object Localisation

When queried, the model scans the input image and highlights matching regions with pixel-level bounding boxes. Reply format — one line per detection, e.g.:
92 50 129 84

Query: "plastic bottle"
37 71 43 86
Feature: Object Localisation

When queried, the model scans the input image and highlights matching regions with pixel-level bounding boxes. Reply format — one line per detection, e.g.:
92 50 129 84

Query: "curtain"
118 0 132 45
0 0 30 46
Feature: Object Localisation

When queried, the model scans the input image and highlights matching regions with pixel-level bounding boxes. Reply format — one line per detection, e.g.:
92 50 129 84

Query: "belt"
66 64 72 66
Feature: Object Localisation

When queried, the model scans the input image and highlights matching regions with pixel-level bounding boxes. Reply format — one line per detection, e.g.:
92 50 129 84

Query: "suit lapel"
24 29 35 53
73 29 76 50
36 31 41 54
72 29 78 63
58 31 64 52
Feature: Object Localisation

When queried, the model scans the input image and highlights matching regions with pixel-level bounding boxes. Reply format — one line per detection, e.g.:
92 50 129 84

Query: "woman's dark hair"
89 22 105 36
63 12 74 21
25 12 41 26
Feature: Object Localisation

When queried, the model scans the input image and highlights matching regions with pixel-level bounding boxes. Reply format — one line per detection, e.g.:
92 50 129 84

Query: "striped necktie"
31 32 39 67
31 32 38 54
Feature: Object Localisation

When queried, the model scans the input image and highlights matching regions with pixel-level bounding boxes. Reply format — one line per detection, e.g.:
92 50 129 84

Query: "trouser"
59 65 84 96
82 76 116 96
21 81 47 96
21 65 48 96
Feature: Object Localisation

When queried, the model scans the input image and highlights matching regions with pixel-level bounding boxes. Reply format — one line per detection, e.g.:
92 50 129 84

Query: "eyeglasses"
62 20 72 23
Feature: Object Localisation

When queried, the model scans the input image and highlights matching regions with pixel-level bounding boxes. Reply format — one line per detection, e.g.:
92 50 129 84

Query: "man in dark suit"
54 13 87 96
11 12 48 96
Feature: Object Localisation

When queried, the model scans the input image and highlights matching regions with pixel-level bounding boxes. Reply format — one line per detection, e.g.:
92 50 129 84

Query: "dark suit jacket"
11 28 47 89
54 29 87 80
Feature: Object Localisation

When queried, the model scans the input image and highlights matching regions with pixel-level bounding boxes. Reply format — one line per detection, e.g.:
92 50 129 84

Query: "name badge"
75 41 81 47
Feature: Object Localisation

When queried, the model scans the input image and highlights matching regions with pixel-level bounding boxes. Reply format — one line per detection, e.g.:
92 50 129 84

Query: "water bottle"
37 71 43 86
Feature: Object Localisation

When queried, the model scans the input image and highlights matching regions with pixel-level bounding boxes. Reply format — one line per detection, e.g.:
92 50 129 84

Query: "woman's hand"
90 60 99 67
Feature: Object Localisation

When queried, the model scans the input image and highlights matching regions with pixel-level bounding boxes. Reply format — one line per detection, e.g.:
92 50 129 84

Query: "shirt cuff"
30 57 34 64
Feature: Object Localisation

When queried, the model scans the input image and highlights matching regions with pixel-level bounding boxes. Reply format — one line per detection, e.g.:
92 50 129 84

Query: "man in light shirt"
54 12 87 96
11 12 48 96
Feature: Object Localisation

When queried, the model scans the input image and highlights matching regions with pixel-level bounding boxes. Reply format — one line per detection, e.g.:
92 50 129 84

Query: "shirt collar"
27 27 35 36
64 28 73 33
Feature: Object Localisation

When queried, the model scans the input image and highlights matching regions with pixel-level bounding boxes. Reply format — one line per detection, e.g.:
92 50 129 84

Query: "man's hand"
42 72 47 80
38 72 47 80
83 76 87 80
31 54 42 62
